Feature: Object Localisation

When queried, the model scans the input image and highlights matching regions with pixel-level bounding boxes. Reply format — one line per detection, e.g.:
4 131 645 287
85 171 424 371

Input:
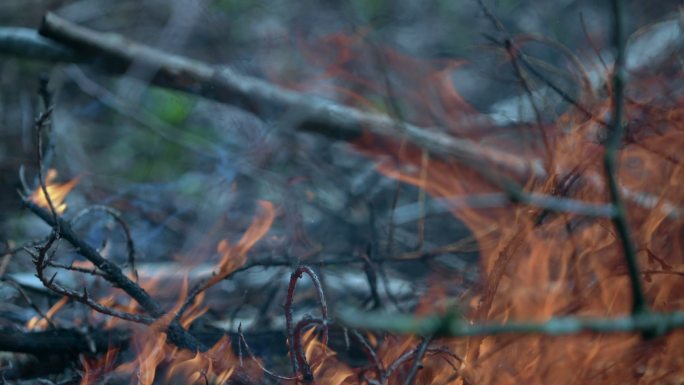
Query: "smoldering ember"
0 1 683 384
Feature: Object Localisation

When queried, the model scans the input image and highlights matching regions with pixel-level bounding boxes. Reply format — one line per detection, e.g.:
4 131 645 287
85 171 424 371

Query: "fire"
28 169 79 214
26 296 69 330
205 200 276 288
73 202 275 385
79 347 118 385
46 18 684 385
282 25 684 385
301 327 354 385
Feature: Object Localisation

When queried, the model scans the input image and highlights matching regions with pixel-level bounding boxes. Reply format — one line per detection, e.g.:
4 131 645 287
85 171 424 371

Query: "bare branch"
285 266 329 380
29 235 154 324
71 205 138 282
606 0 648 315
338 307 684 337
23 199 203 351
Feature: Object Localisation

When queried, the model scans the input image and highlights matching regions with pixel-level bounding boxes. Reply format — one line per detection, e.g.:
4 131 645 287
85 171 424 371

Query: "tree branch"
337 307 684 338
22 199 203 351
16 13 535 177
0 15 678 220
606 0 648 316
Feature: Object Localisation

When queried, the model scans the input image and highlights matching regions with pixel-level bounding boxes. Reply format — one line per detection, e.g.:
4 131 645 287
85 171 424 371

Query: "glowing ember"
28 169 79 214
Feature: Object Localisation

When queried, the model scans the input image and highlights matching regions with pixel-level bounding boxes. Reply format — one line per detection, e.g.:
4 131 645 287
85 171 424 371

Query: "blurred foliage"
142 87 196 125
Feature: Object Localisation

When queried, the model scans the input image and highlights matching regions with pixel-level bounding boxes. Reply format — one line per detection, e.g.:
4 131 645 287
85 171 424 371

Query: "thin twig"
579 12 609 74
236 324 299 381
476 2 549 160
292 317 328 383
285 266 329 379
359 250 382 310
4 278 59 329
47 261 106 277
34 108 59 226
23 199 203 351
381 349 417 385
380 345 457 385
29 235 154 324
606 0 647 315
349 330 385 379
71 205 138 281
37 75 57 171
401 336 433 385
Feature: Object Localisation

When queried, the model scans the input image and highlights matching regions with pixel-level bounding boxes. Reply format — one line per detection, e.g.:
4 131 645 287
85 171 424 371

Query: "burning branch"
28 233 154 324
338 0 673 353
22 200 203 350
244 265 331 383
21 92 204 351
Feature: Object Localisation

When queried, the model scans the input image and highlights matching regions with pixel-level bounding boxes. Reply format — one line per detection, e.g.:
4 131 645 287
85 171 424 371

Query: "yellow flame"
29 169 79 214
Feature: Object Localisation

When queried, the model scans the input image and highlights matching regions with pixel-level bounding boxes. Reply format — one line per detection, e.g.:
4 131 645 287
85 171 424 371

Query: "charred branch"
22 199 203 351
0 328 129 355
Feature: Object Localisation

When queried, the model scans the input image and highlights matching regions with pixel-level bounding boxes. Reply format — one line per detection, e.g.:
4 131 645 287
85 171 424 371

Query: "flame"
205 200 276 288
29 169 79 214
26 296 69 330
134 328 167 385
77 202 275 385
302 327 354 385
278 29 684 385
65 24 684 385
165 351 212 384
79 347 118 385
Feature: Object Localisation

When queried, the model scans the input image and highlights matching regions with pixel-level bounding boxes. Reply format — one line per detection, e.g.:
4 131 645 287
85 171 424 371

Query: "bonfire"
0 1 682 385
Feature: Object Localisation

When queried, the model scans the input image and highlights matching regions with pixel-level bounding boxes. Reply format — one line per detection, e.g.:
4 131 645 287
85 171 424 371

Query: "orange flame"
70 25 684 385
206 200 276 287
29 169 79 214
79 347 118 385
26 296 69 330
302 327 354 385
281 30 684 385
82 202 275 385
